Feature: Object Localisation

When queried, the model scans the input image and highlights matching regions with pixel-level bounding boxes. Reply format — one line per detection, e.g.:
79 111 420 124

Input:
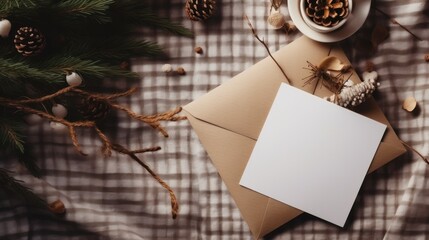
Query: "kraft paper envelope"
183 36 406 239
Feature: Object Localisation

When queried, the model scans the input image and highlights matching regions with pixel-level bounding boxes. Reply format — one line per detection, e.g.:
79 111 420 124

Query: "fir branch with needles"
0 116 25 154
52 0 115 24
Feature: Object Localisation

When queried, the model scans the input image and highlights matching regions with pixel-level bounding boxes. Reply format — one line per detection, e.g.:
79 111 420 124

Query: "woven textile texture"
0 0 428 239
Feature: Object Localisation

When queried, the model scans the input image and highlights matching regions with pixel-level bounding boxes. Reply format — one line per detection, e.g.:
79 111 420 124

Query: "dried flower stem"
0 86 185 219
401 140 429 165
244 15 292 85
375 7 422 42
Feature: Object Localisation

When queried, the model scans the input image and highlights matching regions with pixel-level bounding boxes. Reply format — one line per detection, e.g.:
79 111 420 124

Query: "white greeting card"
240 83 386 227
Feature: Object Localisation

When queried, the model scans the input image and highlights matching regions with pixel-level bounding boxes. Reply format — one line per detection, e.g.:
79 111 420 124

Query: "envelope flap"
184 111 270 238
184 37 330 140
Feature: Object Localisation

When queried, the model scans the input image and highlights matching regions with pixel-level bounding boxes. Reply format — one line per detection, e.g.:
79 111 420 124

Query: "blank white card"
240 83 386 227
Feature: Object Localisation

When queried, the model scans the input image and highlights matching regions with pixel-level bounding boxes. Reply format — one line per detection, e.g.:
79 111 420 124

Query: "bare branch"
244 15 292 85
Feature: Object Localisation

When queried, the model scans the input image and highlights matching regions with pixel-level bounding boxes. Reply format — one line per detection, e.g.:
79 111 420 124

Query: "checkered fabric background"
1 0 428 239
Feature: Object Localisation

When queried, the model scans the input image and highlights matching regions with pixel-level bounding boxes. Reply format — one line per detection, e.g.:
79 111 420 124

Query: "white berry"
52 104 68 118
162 64 173 73
66 72 83 86
25 114 42 125
50 122 68 133
0 19 11 38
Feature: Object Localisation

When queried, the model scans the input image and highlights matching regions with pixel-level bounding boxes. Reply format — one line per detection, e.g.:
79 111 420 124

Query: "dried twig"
244 15 292 85
375 7 422 41
0 86 185 219
401 140 429 165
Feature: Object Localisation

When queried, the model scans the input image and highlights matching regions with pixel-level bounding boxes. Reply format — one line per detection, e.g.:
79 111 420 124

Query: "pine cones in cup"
302 0 351 32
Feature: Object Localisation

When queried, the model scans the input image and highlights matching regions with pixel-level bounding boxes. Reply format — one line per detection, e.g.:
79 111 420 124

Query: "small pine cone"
14 27 46 57
77 97 110 121
185 0 216 21
305 0 349 27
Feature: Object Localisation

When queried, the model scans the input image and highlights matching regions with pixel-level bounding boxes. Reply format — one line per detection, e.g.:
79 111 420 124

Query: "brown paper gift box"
183 36 406 239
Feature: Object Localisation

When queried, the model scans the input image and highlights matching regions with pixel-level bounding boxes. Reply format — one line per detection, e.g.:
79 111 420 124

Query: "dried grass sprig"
303 61 351 94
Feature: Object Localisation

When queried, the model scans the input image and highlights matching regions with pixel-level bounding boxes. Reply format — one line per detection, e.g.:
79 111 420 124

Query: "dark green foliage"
0 0 192 199
0 115 25 154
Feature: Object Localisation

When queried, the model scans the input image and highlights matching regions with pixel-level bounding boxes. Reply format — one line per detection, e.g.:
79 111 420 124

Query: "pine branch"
0 168 47 208
38 56 139 80
0 116 25 154
51 0 115 24
89 39 166 60
63 38 166 61
0 0 37 14
0 58 61 85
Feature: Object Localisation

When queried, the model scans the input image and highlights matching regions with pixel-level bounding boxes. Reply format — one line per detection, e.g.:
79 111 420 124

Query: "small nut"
402 96 417 112
49 199 66 214
425 54 429 62
194 46 203 54
177 67 186 75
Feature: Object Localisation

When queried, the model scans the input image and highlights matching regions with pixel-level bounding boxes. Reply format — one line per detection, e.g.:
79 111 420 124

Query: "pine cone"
305 0 349 27
14 27 46 57
185 0 216 21
77 97 110 121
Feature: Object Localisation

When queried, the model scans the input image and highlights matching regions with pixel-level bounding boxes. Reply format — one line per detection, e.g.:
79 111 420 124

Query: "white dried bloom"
267 10 286 29
162 64 173 73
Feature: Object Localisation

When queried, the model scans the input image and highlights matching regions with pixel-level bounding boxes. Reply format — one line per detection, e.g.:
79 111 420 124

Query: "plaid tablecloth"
1 0 428 239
